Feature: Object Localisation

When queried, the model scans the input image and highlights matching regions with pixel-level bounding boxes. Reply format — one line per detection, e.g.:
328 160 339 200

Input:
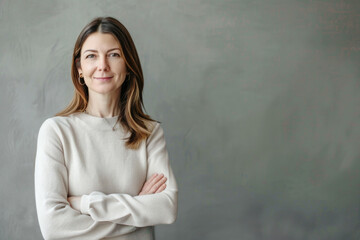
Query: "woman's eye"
85 54 95 59
109 53 120 57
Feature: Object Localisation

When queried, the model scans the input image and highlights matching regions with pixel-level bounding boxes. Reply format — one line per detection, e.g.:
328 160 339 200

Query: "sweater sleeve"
34 119 137 240
79 123 178 227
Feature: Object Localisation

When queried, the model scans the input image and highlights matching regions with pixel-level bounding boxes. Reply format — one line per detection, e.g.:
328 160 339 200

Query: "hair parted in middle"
56 16 156 149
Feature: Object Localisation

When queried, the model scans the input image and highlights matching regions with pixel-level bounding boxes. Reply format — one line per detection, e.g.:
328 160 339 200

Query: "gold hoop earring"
79 73 85 86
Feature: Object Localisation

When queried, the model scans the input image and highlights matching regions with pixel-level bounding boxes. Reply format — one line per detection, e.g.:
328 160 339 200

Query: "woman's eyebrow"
83 48 120 54
83 49 97 54
107 48 121 52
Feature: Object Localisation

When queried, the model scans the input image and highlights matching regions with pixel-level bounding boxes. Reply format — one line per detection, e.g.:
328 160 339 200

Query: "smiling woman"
79 33 127 97
34 17 178 240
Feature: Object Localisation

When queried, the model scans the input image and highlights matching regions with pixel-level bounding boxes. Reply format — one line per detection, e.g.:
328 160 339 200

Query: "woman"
34 17 178 240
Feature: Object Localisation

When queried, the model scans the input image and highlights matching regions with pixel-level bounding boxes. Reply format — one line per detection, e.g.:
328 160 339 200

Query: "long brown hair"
56 17 155 149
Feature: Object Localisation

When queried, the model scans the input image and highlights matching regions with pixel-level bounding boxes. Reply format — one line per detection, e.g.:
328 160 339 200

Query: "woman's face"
78 32 127 97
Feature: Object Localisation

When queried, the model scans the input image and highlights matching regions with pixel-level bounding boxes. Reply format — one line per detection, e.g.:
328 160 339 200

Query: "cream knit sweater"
34 112 178 240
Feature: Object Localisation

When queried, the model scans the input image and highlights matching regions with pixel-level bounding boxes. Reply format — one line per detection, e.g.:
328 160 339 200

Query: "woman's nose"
97 56 109 71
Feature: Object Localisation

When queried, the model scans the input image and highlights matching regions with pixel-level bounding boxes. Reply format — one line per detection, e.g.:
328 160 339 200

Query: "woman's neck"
86 91 120 118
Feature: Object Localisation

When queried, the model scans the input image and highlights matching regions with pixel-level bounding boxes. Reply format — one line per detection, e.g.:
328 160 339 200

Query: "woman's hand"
138 173 167 196
67 196 82 212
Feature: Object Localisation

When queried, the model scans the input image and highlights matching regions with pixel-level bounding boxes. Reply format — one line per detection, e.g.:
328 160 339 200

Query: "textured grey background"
1 0 360 239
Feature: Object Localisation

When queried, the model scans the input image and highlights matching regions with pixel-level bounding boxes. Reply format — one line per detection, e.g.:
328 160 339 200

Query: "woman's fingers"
144 174 164 192
142 173 158 190
155 183 166 193
146 174 162 189
139 173 167 195
149 176 167 193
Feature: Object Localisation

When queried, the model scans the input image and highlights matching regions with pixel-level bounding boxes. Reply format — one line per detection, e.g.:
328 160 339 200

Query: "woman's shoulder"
39 113 79 133
146 120 161 134
146 120 166 143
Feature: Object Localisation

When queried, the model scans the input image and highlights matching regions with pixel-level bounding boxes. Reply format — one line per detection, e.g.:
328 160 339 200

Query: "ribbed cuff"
80 195 90 215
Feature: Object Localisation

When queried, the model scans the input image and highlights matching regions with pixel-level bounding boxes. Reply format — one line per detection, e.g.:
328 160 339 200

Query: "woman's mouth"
94 76 113 82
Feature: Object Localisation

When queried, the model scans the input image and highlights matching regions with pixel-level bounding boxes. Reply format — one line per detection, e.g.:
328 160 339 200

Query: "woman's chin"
88 87 121 96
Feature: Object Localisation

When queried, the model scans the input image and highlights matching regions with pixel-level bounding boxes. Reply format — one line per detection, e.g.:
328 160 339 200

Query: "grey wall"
1 0 360 239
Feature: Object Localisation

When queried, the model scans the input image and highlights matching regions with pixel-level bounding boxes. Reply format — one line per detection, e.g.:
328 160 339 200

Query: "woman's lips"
94 77 113 82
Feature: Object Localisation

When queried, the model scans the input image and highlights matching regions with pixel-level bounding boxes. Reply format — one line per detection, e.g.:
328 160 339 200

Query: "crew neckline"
72 112 122 131
82 112 119 120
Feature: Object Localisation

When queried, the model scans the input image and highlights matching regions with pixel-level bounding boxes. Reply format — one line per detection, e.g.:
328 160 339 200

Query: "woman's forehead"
81 32 121 52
